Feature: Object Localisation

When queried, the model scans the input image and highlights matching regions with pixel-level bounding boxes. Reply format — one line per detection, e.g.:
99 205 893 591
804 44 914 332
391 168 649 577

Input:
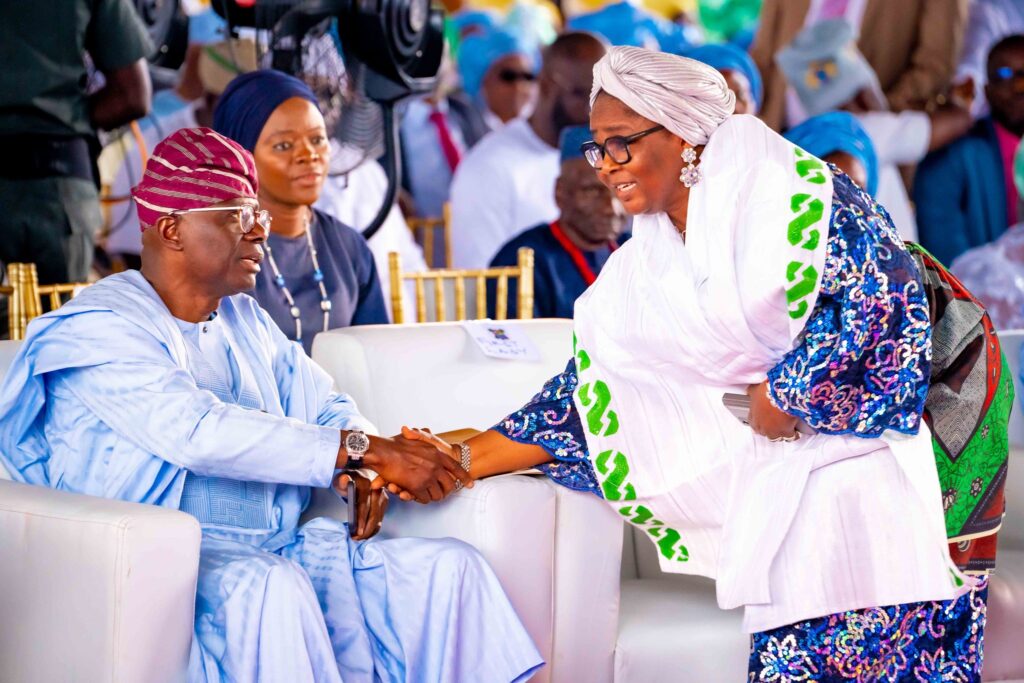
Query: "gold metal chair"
0 281 17 341
37 282 89 310
388 247 535 324
3 263 88 340
406 203 452 269
6 263 41 340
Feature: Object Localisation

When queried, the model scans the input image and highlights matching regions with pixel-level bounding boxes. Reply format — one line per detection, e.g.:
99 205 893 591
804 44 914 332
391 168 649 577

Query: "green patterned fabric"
906 242 1012 573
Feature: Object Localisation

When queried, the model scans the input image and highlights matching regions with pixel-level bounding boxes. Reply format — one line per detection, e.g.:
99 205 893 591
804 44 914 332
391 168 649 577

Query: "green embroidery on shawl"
575 342 690 563
595 450 636 501
785 261 819 319
572 333 591 371
578 380 619 436
785 148 829 320
794 148 828 184
787 194 824 249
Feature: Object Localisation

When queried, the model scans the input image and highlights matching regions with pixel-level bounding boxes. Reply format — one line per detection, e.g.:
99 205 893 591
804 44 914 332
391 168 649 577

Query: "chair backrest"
311 320 572 435
406 203 452 269
0 340 21 481
3 263 88 340
387 247 535 324
37 282 89 311
6 262 41 340
0 282 14 340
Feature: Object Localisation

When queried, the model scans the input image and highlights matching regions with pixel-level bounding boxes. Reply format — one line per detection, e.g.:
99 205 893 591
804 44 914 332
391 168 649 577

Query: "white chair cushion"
0 479 201 683
986 549 1024 682
549 485 624 683
1001 449 1024 551
0 340 21 481
615 576 748 683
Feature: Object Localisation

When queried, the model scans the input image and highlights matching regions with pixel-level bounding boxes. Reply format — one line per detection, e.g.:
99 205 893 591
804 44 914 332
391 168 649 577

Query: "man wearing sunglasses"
915 34 1024 265
449 31 607 269
0 128 543 682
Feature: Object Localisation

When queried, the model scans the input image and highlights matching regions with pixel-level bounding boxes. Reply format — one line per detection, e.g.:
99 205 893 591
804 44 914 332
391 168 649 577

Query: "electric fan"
212 0 445 239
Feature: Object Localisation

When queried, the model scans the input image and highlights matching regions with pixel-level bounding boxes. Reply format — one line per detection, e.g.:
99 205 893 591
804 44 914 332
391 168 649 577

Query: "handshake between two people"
333 426 471 541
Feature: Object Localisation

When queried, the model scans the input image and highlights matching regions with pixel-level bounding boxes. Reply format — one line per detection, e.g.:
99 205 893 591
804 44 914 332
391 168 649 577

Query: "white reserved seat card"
461 320 542 361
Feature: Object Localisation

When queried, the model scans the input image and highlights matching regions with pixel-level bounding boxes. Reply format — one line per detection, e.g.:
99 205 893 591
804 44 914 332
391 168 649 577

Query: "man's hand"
361 430 472 504
746 382 799 441
333 471 388 540
376 427 462 502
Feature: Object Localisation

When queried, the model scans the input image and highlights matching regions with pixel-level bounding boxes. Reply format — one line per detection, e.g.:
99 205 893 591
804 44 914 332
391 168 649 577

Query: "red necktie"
428 110 462 173
818 0 851 21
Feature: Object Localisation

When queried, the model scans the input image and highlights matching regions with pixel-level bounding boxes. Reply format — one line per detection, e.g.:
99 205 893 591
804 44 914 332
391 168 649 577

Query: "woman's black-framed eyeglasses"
580 125 665 169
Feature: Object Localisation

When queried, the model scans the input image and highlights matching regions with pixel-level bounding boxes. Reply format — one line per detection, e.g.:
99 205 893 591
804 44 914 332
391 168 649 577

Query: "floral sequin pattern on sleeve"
767 171 932 437
490 359 602 496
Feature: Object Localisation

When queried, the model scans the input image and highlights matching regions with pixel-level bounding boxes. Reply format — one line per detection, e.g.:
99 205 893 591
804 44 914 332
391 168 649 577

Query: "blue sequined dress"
491 171 985 681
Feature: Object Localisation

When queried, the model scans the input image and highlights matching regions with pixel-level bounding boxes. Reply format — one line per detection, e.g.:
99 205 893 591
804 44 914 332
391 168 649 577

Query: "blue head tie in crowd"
785 111 879 196
457 28 540 100
568 1 694 54
559 125 592 163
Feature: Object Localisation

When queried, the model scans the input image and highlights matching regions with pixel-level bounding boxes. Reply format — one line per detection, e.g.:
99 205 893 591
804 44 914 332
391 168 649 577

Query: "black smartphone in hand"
347 478 357 527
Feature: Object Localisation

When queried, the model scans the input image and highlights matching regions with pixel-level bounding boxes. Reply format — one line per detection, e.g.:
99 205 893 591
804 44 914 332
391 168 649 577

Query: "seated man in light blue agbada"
0 127 543 683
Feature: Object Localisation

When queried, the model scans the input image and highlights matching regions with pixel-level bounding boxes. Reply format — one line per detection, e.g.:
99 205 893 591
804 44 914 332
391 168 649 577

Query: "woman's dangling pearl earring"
679 146 702 187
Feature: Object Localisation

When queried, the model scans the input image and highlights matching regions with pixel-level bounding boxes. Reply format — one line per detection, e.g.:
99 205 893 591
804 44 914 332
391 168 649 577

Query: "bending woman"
213 70 388 354
404 47 987 680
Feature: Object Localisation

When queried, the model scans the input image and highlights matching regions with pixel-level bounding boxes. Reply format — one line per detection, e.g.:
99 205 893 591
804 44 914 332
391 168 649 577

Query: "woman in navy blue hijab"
214 70 388 354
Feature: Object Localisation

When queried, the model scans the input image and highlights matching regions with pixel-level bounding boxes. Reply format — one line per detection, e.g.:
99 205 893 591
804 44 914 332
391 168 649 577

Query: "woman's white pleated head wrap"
590 46 736 145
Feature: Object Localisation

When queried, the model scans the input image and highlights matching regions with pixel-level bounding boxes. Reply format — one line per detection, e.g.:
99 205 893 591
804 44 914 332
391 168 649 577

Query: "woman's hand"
746 382 800 441
333 471 389 540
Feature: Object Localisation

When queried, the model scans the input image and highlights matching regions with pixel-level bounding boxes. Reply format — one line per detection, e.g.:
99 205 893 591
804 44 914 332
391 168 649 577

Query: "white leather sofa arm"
305 473 558 683
0 480 202 683
548 486 624 683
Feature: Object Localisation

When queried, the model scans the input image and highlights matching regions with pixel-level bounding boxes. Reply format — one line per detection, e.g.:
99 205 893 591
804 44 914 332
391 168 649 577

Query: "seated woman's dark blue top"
491 171 931 496
251 208 388 354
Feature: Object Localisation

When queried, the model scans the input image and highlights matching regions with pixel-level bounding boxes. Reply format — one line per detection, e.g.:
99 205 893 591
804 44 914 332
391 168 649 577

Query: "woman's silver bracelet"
454 442 471 490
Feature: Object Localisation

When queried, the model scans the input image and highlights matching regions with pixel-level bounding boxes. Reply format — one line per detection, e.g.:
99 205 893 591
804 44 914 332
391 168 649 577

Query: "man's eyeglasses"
170 205 272 234
497 69 536 84
580 125 665 170
992 66 1024 85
